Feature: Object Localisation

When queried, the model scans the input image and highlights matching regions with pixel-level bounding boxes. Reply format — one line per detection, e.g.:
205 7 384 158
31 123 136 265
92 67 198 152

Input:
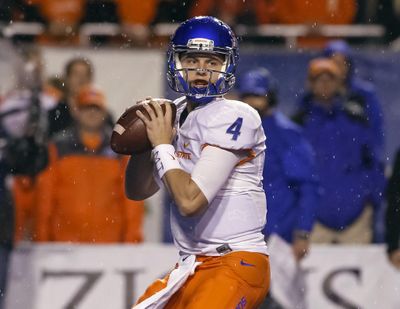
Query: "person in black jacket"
386 149 400 269
0 140 13 309
47 57 93 137
47 57 114 137
0 44 50 309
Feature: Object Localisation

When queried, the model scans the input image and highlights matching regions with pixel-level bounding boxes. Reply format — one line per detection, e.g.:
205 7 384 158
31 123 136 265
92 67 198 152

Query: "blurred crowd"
0 0 400 46
0 45 145 308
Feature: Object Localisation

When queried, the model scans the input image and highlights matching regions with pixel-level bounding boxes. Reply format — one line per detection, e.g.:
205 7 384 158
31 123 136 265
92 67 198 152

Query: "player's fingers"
151 101 163 118
136 110 150 125
136 97 152 105
142 103 156 120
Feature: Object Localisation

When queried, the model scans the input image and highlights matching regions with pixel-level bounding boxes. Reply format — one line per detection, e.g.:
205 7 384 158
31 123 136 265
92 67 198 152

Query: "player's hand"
292 238 310 262
389 249 400 270
136 97 174 147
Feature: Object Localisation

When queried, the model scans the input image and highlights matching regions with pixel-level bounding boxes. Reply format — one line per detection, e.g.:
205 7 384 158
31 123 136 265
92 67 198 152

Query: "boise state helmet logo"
187 38 215 51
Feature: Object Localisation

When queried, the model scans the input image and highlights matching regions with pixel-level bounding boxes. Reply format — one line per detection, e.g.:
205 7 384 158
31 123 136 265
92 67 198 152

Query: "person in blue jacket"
238 68 319 308
238 67 319 258
322 40 385 158
294 58 385 244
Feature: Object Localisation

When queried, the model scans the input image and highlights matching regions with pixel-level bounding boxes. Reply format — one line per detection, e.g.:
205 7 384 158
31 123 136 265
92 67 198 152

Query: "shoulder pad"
196 99 264 150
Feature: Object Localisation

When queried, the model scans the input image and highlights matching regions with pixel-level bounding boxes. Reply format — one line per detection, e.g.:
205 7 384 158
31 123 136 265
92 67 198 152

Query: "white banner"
302 245 400 309
5 243 178 309
5 244 400 309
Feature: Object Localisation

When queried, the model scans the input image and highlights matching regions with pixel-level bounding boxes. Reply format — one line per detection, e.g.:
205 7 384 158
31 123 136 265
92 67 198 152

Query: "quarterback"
126 16 270 308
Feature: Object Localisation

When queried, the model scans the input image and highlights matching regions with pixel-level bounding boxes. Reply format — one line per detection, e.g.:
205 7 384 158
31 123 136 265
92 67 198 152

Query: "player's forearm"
125 151 159 200
163 169 208 216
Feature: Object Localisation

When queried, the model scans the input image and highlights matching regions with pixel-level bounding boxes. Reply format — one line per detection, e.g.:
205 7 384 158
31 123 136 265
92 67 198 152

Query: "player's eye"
183 58 196 65
207 58 222 67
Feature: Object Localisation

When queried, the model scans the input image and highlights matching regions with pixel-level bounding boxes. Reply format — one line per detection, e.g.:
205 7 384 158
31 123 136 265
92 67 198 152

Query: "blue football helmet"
167 16 239 104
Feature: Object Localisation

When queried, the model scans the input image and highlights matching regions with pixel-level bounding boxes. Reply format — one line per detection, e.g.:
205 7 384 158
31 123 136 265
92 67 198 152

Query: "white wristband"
152 144 183 179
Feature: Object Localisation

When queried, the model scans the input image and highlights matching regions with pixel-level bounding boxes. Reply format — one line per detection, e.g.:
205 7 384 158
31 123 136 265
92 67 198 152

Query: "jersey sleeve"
197 102 264 150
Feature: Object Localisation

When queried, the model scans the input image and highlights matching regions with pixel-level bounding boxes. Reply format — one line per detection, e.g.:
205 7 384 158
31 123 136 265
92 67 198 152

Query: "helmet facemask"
167 45 237 104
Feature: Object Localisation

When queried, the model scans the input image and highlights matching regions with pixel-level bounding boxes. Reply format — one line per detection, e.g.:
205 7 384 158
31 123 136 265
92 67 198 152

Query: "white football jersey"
168 96 268 256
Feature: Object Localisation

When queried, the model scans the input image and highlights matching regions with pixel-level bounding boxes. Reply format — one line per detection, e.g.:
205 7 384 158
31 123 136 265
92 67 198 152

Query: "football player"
126 16 270 309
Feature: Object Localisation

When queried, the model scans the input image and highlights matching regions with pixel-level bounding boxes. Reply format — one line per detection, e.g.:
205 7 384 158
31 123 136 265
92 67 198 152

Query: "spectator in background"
189 0 276 26
271 0 356 47
1 46 56 243
0 44 50 309
43 76 65 104
82 0 119 23
0 135 13 309
386 148 400 269
322 41 387 237
47 57 113 138
48 57 94 136
47 57 92 137
272 0 356 25
34 85 144 243
238 68 319 259
25 0 86 45
152 0 193 24
0 0 43 23
189 0 245 25
293 58 384 244
114 0 158 46
0 122 13 309
322 40 385 155
376 0 400 44
0 0 16 22
238 68 319 309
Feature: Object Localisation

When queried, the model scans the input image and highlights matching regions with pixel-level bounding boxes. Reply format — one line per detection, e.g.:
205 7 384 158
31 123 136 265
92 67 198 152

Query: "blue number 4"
226 117 243 141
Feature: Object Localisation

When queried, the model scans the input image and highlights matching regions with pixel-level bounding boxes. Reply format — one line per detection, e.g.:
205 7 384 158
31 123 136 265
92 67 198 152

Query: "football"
110 98 177 155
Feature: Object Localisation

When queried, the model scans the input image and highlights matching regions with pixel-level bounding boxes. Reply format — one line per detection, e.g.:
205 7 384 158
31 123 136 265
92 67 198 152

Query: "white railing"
1 22 385 48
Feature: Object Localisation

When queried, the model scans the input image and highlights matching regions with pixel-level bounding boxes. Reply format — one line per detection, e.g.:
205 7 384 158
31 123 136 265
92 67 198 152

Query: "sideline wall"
5 244 400 309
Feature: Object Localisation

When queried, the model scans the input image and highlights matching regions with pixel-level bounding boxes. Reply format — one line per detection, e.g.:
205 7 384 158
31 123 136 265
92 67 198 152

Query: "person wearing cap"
237 68 319 309
293 58 384 244
322 42 386 243
33 85 144 243
322 40 385 156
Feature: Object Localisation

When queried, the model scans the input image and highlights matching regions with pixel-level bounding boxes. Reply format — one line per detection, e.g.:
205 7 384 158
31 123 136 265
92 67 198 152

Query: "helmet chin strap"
187 84 219 104
187 74 226 105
